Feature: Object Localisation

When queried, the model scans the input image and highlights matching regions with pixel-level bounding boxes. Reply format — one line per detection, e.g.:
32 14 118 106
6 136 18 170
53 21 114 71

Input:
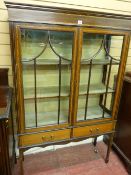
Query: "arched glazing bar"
22 31 72 63
82 38 104 120
81 35 121 64
84 59 92 120
48 31 72 124
48 31 72 63
22 32 49 127
104 35 121 63
81 38 104 63
83 34 121 120
102 35 114 118
83 37 104 120
22 33 49 62
22 30 72 127
102 35 123 118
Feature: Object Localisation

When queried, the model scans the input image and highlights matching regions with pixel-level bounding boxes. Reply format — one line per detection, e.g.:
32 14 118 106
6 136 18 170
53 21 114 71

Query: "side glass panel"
21 28 73 128
77 33 124 121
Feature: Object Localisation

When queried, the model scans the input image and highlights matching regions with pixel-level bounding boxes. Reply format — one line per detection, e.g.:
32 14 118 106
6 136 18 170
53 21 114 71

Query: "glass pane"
77 95 110 121
21 28 73 128
77 33 124 121
23 63 36 127
37 97 69 126
50 31 73 60
21 29 48 60
82 34 105 61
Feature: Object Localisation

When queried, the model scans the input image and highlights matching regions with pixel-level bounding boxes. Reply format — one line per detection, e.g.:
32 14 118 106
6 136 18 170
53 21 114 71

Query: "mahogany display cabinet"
5 2 131 174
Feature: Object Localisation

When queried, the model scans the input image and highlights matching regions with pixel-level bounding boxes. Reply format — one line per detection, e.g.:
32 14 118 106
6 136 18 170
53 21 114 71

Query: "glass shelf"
77 106 111 121
22 58 119 66
79 84 114 95
23 83 114 100
23 86 70 100
22 58 120 66
22 59 71 65
81 59 120 65
25 110 69 128
24 96 69 128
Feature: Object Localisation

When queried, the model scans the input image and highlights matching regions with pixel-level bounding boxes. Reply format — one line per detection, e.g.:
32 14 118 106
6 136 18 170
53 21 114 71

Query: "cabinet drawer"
73 122 114 138
19 129 70 147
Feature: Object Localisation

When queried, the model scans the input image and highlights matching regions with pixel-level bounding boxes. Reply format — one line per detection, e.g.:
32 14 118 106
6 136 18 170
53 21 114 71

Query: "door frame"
14 23 78 133
72 27 130 126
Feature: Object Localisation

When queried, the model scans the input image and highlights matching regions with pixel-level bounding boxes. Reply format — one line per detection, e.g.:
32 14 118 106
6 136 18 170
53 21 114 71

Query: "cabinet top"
4 1 131 31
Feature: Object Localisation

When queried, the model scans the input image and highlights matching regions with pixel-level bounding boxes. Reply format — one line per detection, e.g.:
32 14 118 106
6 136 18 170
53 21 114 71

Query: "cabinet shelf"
25 110 68 128
22 59 71 65
24 86 70 100
79 84 114 95
22 58 119 66
77 106 111 121
81 59 119 65
26 105 111 128
24 84 114 100
24 95 69 100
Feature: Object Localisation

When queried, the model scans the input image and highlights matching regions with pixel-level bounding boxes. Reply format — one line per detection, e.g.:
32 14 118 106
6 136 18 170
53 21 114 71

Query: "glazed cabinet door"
74 28 129 125
15 24 77 132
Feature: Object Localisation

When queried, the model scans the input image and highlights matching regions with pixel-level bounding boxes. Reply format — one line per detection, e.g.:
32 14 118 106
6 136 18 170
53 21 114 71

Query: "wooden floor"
13 142 129 175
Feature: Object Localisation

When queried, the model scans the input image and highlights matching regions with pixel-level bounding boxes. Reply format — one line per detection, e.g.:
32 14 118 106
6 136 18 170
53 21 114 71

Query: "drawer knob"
90 129 93 133
96 128 99 131
50 135 55 140
42 136 46 141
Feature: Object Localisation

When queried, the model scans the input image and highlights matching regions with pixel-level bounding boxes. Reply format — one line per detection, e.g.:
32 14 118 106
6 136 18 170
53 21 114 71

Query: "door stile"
72 28 83 126
68 28 78 126
72 27 130 126
15 25 26 133
15 24 78 133
112 34 130 120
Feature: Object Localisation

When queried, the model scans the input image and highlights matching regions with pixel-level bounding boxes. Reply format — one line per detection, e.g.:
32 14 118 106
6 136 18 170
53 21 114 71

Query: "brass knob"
96 128 99 132
42 136 46 141
50 135 55 140
90 129 93 133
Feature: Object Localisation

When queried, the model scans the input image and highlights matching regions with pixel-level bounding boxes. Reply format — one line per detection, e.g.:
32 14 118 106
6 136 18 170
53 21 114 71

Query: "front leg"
105 133 114 163
93 137 98 153
19 149 24 175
